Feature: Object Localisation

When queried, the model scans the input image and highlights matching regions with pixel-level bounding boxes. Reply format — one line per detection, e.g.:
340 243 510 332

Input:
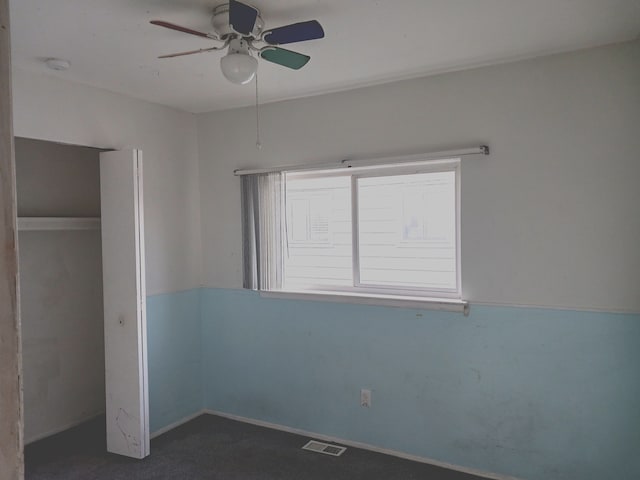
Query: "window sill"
260 290 469 315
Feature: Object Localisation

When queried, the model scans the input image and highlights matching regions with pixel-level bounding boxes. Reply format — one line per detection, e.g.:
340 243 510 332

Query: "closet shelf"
18 217 101 231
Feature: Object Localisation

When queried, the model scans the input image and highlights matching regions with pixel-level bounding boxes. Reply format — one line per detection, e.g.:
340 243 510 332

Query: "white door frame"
0 0 24 477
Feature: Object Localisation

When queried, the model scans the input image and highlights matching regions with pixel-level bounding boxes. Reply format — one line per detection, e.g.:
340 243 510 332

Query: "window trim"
282 157 462 301
260 289 469 315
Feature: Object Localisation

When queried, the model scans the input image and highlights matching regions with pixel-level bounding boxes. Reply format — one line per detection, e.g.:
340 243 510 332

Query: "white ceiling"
9 0 640 113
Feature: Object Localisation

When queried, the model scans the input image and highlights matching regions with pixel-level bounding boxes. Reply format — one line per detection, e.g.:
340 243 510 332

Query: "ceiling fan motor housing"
228 37 251 55
212 3 264 39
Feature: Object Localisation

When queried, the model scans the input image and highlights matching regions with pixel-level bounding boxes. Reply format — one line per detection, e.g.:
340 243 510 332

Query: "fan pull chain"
255 71 262 150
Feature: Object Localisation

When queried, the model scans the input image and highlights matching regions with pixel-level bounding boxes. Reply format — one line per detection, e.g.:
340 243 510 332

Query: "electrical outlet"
360 388 371 408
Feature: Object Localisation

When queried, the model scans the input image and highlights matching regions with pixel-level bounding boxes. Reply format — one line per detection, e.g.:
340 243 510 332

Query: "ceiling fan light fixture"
152 0 324 84
220 52 258 85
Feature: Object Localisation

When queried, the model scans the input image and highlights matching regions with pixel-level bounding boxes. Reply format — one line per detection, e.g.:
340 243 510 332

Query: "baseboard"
28 409 204 445
150 410 205 439
25 411 106 445
203 409 522 480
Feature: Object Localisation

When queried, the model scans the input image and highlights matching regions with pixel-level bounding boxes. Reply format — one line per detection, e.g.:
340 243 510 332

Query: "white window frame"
274 158 465 311
351 160 461 299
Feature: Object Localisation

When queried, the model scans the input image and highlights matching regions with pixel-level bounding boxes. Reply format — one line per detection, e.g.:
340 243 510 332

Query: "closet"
15 137 106 444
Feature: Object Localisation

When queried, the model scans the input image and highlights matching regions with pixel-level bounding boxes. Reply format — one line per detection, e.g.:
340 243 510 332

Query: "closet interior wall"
15 137 106 444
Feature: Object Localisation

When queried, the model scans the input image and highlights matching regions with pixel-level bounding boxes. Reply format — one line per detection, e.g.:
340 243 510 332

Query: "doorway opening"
15 137 149 460
15 137 107 446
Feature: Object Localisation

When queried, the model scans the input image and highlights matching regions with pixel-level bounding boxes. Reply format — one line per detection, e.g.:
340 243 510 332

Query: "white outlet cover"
360 389 372 407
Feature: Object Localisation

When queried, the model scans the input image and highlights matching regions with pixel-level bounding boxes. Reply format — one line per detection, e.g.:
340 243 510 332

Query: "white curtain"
241 172 284 290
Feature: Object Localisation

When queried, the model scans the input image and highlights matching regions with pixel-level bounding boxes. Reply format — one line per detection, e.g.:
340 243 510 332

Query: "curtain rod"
233 145 489 176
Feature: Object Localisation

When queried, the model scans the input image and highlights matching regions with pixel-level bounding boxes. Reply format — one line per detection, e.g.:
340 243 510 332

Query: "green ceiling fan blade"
259 47 310 70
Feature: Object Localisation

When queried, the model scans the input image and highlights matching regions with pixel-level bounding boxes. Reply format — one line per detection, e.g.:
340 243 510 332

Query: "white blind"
241 172 284 290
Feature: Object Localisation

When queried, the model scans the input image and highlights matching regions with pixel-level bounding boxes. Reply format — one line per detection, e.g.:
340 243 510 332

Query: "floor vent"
302 440 347 457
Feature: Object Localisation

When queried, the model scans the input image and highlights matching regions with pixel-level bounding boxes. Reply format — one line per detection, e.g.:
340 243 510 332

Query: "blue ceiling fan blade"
263 20 324 45
229 0 258 35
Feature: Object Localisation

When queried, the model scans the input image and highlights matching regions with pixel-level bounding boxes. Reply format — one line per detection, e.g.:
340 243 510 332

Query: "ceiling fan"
151 0 324 85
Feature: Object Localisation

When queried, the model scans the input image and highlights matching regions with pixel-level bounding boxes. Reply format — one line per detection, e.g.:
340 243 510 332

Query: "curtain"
241 172 284 290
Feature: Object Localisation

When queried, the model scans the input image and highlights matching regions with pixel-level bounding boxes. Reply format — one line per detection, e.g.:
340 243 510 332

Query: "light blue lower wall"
144 287 640 479
146 289 202 433
200 288 640 480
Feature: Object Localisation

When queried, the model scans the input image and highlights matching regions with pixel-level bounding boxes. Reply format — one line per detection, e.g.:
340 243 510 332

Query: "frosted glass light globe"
220 53 258 85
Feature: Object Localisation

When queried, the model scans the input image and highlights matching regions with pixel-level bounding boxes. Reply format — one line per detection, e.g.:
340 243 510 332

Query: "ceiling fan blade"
260 47 310 70
150 20 217 40
229 0 258 35
158 47 221 59
263 20 324 45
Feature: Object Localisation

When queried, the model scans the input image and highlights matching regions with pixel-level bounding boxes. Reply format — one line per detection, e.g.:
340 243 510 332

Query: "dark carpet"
25 414 485 479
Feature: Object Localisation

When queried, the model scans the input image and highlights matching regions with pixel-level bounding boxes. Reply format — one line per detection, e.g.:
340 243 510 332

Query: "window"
241 157 462 306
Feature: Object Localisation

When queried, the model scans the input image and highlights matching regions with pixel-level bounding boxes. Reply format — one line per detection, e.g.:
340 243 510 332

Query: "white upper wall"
11 40 639 309
11 70 202 295
197 40 640 312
